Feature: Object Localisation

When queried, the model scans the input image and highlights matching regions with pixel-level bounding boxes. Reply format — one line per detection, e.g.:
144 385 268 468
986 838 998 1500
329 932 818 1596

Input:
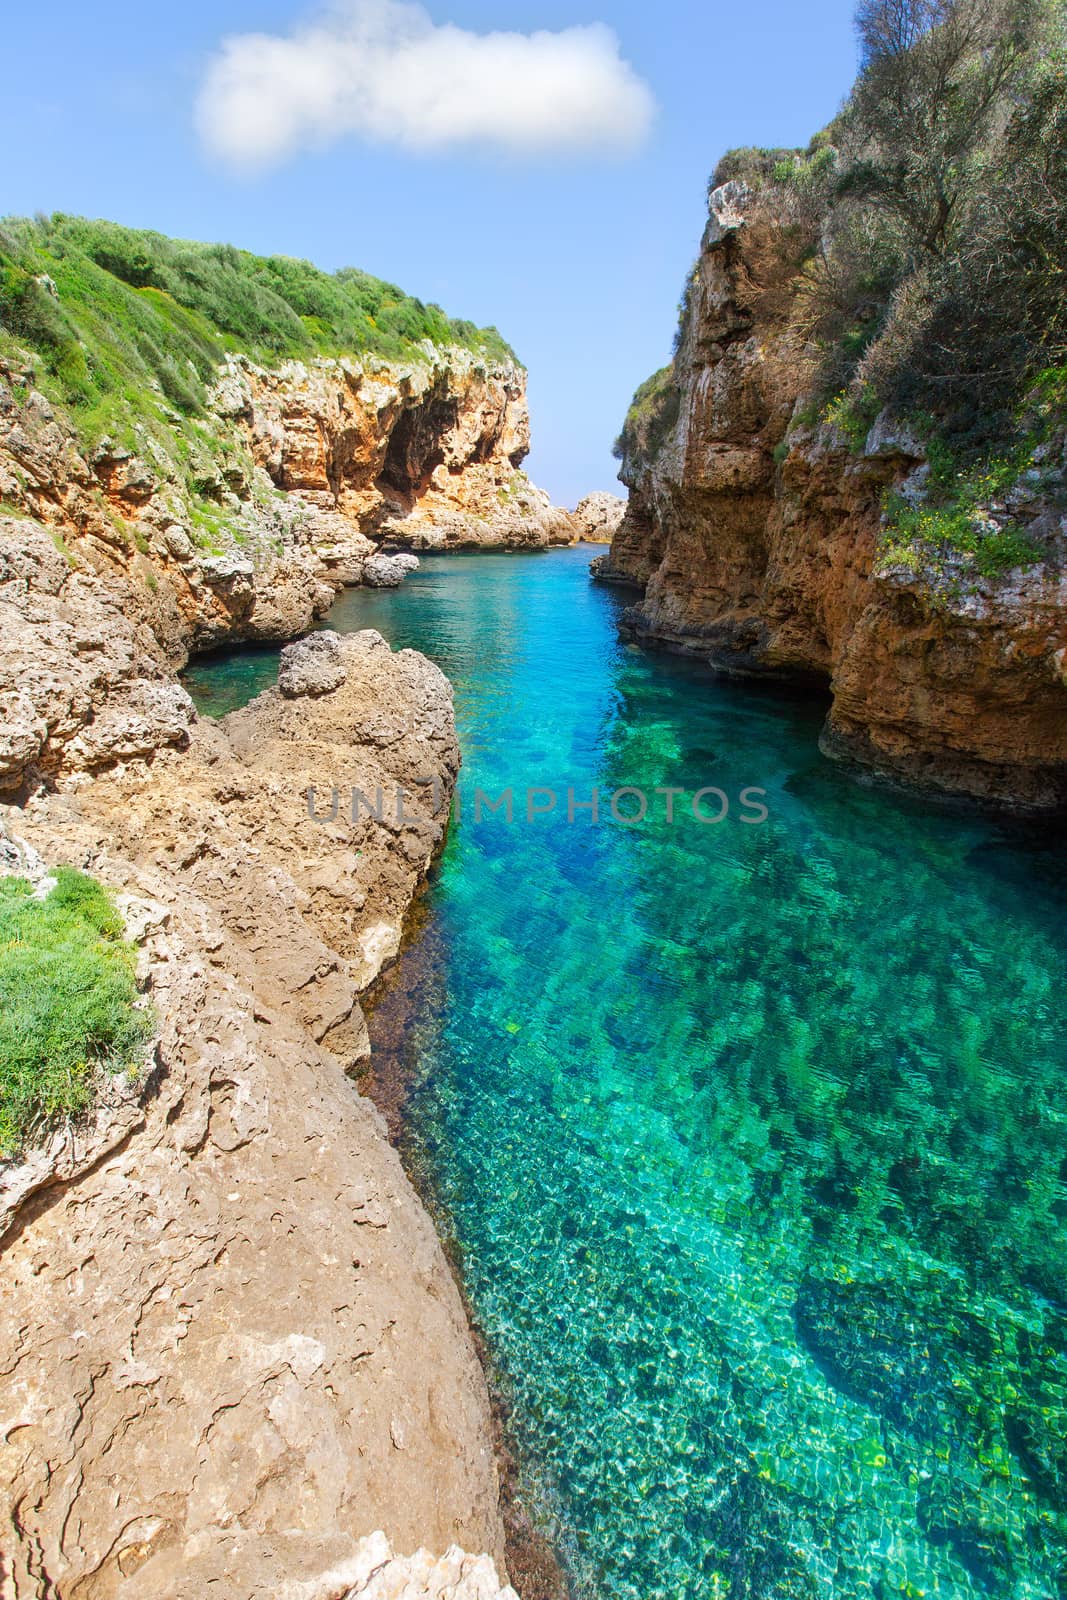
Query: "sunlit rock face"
606 182 1067 814
0 557 518 1594
0 344 577 676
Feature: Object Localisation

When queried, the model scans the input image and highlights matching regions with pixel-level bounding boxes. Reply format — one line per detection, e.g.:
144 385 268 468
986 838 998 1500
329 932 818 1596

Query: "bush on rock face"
0 868 153 1156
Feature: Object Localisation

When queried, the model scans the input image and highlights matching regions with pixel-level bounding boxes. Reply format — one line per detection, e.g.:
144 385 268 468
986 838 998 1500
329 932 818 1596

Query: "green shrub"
0 213 516 475
880 427 1046 578
614 366 681 466
664 2 1067 495
823 385 881 451
0 868 154 1156
882 500 1041 577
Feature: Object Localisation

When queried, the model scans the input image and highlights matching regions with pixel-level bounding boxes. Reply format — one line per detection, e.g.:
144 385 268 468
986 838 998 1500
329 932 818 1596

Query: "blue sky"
6 1 859 505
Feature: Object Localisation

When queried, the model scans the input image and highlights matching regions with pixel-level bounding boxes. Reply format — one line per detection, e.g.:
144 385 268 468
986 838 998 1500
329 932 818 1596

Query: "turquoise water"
185 548 1067 1600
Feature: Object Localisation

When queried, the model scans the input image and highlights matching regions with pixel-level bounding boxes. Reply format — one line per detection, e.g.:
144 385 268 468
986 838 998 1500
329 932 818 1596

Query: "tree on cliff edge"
841 0 1040 261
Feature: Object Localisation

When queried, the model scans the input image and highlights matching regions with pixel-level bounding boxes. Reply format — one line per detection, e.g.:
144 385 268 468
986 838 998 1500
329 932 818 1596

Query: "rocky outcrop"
0 517 194 796
327 1532 518 1600
218 352 576 558
0 344 576 675
364 552 420 588
605 182 1067 813
0 513 518 1594
572 492 626 545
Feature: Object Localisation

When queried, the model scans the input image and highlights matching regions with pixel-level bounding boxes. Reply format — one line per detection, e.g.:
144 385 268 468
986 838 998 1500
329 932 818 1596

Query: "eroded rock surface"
293 1531 519 1600
363 553 420 588
0 520 518 1595
572 492 626 545
0 345 577 677
606 182 1067 812
0 516 194 794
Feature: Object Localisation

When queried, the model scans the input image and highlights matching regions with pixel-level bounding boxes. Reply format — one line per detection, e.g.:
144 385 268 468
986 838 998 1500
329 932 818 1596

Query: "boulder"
364 552 420 588
279 630 349 697
573 492 627 543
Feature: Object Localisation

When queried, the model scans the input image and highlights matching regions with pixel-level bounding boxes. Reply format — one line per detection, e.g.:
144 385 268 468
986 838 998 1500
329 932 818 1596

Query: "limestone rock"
0 580 496 1599
65 680 195 768
364 552 420 588
705 178 753 245
607 183 1067 813
279 630 349 697
0 344 574 680
573 492 626 544
328 1533 520 1599
0 690 47 785
0 517 190 792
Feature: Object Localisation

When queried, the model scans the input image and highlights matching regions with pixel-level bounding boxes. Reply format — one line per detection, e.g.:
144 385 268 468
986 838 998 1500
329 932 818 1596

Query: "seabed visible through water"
185 546 1067 1600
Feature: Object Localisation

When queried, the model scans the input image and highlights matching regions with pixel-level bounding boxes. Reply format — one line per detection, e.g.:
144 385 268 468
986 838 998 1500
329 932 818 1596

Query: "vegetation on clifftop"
0 214 515 457
622 0 1067 578
718 0 1067 443
613 365 680 464
0 868 153 1156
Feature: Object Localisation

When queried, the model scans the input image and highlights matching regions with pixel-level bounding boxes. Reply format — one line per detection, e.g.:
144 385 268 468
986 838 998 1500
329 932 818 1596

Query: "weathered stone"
0 346 576 682
573 492 626 544
0 576 506 1599
364 552 420 588
279 629 349 697
609 185 1067 813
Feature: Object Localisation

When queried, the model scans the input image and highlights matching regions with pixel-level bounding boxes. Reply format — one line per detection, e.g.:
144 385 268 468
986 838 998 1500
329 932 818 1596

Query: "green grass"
0 213 517 492
823 386 880 453
880 499 1043 579
878 392 1062 581
0 868 154 1156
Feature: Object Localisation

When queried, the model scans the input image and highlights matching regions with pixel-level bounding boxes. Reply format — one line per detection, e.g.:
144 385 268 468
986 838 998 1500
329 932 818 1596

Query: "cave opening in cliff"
379 399 459 497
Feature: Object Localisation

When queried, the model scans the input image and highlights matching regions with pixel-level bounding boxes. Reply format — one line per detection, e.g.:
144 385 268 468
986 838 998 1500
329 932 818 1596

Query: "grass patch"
823 386 880 453
0 868 154 1157
0 213 517 515
880 428 1049 579
497 470 530 505
881 500 1042 579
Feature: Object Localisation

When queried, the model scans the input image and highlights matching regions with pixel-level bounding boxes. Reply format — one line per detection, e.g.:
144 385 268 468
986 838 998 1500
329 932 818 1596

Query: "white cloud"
196 0 656 171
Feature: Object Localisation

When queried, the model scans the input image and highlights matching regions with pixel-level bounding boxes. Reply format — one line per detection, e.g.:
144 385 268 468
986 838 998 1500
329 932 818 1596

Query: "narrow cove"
184 547 1067 1600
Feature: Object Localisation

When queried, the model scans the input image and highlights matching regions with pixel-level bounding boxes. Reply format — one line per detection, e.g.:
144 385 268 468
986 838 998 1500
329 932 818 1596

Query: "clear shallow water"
185 548 1067 1600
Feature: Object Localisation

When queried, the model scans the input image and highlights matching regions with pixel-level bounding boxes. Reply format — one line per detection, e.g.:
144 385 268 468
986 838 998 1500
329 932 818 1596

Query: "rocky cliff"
604 180 1067 815
0 343 574 677
0 217 584 670
0 513 522 1597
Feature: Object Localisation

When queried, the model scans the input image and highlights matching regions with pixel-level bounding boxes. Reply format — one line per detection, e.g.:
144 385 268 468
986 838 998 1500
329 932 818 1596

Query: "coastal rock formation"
220 352 577 557
363 552 420 588
0 516 194 796
316 1532 518 1600
0 522 516 1594
605 181 1067 812
572 492 626 545
0 343 576 675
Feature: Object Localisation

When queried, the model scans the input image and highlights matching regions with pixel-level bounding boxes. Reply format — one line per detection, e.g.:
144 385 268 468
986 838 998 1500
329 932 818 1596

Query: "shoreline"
0 610 516 1594
362 898 575 1600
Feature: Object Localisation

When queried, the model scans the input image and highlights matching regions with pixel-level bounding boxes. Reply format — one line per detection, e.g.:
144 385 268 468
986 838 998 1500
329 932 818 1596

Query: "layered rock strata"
0 514 517 1596
604 183 1067 813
